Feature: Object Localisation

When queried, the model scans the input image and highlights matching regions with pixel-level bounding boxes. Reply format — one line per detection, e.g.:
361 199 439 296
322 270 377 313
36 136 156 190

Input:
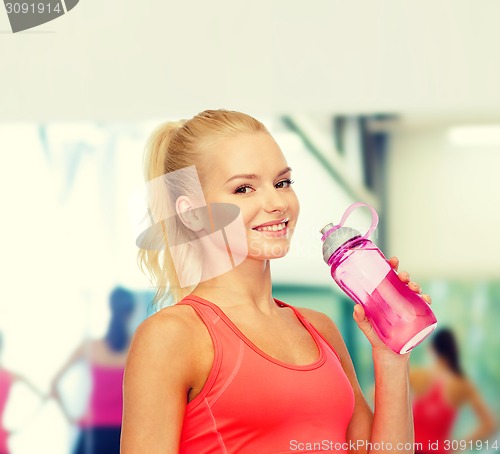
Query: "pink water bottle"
320 202 437 354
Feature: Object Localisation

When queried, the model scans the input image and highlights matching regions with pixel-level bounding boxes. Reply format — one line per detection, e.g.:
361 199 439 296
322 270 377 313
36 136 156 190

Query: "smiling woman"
122 109 427 454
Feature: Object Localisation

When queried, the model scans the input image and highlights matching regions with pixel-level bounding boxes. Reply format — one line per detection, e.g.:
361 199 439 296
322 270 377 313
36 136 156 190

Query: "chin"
247 242 291 260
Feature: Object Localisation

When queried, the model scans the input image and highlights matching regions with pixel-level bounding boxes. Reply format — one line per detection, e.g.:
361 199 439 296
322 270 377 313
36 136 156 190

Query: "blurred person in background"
0 332 45 454
49 286 135 454
411 327 496 454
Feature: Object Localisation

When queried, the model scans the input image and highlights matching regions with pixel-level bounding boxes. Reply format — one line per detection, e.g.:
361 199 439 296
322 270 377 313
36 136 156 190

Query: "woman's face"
201 132 300 261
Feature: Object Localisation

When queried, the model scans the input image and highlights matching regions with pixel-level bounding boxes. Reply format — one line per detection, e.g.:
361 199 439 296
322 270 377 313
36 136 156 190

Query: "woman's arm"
302 306 413 454
48 341 87 423
11 372 45 399
49 341 87 395
460 379 496 443
301 257 426 454
364 326 413 454
120 308 196 453
359 258 431 454
349 257 427 454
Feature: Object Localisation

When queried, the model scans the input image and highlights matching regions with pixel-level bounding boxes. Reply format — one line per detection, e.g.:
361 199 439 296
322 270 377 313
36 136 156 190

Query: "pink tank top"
413 380 458 454
78 364 124 428
177 295 355 454
0 369 14 453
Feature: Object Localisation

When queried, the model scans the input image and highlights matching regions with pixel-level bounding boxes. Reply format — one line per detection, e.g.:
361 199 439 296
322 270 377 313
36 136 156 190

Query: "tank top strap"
176 297 226 361
177 296 248 413
177 296 221 325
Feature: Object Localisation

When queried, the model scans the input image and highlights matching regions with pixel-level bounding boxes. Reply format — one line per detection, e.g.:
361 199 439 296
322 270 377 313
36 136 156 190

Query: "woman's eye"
234 185 253 194
275 178 294 189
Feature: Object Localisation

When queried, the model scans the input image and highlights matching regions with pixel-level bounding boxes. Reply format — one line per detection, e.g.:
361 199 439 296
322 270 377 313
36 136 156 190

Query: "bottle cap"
320 202 379 264
321 227 362 263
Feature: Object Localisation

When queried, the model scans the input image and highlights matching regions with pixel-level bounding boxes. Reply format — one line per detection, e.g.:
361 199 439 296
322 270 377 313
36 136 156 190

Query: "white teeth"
255 222 286 232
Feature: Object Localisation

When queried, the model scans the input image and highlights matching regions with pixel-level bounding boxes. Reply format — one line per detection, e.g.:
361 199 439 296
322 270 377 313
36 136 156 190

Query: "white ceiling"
2 1 500 121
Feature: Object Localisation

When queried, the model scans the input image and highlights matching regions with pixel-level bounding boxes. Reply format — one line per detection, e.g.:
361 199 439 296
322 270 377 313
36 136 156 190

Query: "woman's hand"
353 256 432 358
388 256 432 306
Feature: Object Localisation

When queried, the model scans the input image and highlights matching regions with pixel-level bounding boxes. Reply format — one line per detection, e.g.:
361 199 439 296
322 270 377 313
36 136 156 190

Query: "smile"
254 222 287 232
252 219 290 237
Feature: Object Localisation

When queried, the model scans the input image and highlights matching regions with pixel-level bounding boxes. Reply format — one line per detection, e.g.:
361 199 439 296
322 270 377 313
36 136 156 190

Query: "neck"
193 257 275 313
434 357 455 375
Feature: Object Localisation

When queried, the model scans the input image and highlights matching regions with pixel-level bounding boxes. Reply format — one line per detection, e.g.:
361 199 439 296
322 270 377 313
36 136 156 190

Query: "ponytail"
137 120 196 308
141 121 184 181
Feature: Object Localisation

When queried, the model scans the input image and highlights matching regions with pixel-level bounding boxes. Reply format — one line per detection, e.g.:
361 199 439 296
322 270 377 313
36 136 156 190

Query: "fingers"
392 257 431 305
391 258 415 289
353 303 367 323
353 305 372 338
398 271 410 284
353 304 378 345
422 293 432 305
408 281 421 293
388 256 399 271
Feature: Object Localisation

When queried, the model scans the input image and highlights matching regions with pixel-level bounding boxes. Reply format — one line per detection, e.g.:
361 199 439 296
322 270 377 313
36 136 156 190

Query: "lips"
252 218 289 232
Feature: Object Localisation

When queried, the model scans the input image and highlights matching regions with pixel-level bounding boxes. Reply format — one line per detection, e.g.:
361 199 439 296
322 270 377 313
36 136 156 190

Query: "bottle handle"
321 202 379 241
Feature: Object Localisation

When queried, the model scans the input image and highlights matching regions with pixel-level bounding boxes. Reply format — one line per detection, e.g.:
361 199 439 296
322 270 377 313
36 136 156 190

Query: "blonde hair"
137 109 268 308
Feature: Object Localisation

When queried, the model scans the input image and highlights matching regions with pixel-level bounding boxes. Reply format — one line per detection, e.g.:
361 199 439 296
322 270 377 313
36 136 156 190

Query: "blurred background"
1 1 499 453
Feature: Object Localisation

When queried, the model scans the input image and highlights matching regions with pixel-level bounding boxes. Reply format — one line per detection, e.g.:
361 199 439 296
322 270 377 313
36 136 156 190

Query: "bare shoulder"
409 367 433 392
459 375 479 399
121 304 206 452
410 366 432 380
124 303 207 396
68 338 93 361
131 303 203 354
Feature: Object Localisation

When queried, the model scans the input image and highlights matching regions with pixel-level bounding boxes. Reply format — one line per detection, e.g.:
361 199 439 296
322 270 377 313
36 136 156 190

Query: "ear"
175 196 206 232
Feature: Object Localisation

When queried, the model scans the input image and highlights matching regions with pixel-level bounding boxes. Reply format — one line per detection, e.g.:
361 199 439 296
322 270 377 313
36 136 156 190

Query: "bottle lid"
320 202 379 264
321 226 362 263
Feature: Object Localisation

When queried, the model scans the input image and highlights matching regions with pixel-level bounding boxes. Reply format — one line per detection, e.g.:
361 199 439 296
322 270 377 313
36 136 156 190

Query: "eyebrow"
225 167 292 184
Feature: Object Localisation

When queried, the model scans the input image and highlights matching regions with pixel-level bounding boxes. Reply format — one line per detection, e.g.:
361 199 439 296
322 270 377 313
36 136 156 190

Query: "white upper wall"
2 1 500 282
2 1 500 120
387 121 500 280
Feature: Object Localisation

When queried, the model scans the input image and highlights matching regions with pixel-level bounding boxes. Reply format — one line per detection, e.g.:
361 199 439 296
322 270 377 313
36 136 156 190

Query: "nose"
263 187 288 214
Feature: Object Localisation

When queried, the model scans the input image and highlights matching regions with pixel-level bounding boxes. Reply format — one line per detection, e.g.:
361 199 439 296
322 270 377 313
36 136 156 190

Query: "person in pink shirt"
411 328 496 454
0 332 44 454
49 287 135 454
